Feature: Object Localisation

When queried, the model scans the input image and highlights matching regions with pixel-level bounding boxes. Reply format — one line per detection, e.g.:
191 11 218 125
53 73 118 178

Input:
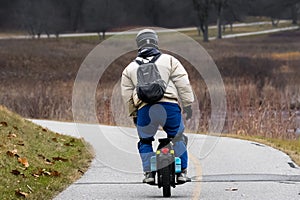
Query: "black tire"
161 161 171 197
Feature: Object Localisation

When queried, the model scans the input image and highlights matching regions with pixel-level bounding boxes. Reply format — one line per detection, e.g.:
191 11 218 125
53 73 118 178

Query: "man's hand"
183 105 192 120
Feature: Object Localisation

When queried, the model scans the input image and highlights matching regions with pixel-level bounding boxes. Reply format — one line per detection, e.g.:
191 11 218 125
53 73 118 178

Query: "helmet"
136 29 159 49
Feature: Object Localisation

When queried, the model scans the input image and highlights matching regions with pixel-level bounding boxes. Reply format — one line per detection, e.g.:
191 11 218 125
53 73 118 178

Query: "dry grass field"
0 30 300 140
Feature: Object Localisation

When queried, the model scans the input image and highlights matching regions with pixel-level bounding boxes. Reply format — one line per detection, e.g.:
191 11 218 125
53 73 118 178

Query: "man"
121 29 194 183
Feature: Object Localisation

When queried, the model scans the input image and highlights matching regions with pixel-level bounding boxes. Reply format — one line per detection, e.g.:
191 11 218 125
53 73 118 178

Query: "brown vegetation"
1 31 300 140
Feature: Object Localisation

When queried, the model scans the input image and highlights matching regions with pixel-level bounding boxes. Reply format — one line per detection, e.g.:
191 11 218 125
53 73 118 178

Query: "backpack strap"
135 53 161 65
135 59 143 65
149 54 161 63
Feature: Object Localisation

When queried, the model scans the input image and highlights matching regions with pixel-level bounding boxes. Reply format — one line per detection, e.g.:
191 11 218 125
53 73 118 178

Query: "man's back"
122 53 194 109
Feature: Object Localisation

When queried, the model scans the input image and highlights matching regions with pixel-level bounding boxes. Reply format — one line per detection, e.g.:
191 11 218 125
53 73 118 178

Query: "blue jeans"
137 102 188 172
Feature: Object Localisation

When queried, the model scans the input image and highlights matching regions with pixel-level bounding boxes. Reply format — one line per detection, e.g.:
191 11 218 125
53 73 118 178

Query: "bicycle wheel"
161 161 171 197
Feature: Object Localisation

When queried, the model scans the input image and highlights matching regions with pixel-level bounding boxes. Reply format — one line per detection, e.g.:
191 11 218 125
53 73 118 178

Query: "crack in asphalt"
74 182 143 185
192 174 300 183
73 174 300 185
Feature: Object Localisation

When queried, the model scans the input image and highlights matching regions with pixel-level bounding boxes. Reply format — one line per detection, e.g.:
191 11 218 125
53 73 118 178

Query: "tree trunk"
217 16 222 39
71 0 85 31
102 31 106 40
197 26 202 36
203 22 209 42
271 18 279 27
217 5 223 39
193 0 211 42
291 5 298 25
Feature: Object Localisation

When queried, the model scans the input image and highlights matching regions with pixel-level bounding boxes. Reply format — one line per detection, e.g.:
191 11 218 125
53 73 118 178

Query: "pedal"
146 182 157 186
176 177 191 185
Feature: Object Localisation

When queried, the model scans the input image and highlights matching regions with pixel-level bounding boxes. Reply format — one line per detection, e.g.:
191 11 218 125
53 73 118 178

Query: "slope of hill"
0 105 93 199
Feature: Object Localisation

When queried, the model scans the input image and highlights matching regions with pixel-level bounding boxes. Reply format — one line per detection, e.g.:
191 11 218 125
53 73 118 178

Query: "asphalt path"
31 119 300 200
0 20 297 40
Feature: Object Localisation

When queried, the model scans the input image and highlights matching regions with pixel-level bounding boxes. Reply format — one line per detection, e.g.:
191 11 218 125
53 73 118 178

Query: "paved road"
31 120 300 200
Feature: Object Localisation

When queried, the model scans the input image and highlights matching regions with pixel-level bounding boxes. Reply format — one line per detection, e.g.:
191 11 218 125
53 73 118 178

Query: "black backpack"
136 55 167 104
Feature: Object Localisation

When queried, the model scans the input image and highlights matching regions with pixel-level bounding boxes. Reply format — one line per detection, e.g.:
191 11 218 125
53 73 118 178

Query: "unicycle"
148 138 185 197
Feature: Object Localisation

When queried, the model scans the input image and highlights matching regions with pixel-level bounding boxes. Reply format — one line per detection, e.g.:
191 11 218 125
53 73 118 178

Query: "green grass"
223 134 300 166
0 106 94 200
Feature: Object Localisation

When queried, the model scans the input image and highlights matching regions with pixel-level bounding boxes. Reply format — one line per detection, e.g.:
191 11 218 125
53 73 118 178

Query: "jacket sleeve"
121 66 137 117
170 57 194 107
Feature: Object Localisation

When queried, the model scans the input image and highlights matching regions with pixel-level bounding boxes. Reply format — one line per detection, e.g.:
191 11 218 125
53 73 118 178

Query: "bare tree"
193 0 212 42
82 0 126 39
14 0 68 38
70 0 85 31
59 0 85 32
212 0 228 39
222 4 240 32
291 1 300 24
248 0 299 26
16 0 45 38
142 0 196 28
147 0 160 26
222 0 250 33
0 0 19 29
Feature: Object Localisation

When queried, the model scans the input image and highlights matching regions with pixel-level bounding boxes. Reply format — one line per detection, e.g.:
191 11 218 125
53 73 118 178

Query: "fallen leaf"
43 170 51 176
13 126 19 130
32 174 39 178
0 121 8 127
7 149 19 157
32 168 61 177
70 138 75 143
17 140 25 146
18 157 29 168
33 169 44 176
42 128 47 132
52 138 58 142
52 156 68 162
11 169 21 175
11 169 25 177
45 159 54 165
225 187 238 191
6 151 14 157
51 171 60 177
38 154 45 159
7 133 17 138
64 142 74 147
15 189 29 198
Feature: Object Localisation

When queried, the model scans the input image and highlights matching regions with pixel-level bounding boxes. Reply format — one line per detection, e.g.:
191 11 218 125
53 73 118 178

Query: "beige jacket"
121 53 194 116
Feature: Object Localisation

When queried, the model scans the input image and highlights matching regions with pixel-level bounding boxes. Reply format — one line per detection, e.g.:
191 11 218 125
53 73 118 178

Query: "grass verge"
0 105 94 200
223 134 300 166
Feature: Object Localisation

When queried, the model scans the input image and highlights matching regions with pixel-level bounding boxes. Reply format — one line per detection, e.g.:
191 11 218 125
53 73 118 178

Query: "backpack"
136 54 167 104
